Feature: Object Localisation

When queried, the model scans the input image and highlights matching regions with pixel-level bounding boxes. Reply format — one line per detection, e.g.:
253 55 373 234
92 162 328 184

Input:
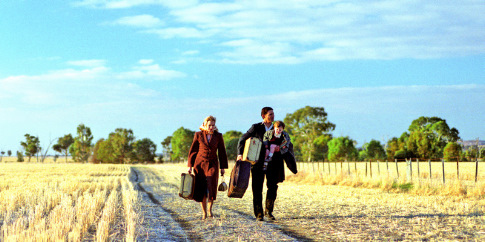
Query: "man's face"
262 110 274 124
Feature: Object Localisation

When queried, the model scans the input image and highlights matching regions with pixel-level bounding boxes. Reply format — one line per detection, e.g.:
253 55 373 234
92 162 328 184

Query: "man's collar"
262 121 273 131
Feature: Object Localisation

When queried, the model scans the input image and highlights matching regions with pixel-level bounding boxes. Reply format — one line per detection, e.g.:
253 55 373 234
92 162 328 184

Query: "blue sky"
1 0 484 154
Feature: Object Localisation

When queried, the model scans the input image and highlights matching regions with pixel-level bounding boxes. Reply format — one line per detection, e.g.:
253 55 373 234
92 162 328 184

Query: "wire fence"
297 157 484 184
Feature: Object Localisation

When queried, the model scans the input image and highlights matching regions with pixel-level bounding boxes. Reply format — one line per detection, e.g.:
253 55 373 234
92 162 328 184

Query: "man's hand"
187 167 193 174
274 146 280 152
221 169 225 176
237 155 243 161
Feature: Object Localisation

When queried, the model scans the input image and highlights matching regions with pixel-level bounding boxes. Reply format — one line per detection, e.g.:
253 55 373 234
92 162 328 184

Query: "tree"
327 136 358 161
364 140 386 160
109 128 136 164
284 106 336 162
8 150 12 157
313 134 332 161
20 134 40 162
17 151 24 162
443 142 462 162
406 116 460 159
161 136 172 162
93 138 115 163
70 124 93 163
133 138 157 163
53 134 74 162
171 127 195 162
0 151 4 162
223 130 243 161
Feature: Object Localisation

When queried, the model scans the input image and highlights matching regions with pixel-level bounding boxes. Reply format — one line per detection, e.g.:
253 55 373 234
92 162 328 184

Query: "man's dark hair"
261 107 273 117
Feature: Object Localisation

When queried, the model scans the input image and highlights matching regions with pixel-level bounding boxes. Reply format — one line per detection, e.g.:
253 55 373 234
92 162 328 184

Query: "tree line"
2 106 483 164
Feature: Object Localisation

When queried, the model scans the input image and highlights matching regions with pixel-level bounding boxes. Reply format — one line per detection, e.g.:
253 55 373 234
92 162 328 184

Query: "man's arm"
237 123 257 160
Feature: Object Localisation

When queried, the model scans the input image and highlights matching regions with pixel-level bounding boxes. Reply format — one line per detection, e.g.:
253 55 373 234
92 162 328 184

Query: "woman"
187 115 228 219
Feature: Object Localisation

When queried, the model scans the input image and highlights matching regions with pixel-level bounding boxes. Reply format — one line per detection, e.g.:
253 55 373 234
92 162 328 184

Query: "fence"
297 158 483 184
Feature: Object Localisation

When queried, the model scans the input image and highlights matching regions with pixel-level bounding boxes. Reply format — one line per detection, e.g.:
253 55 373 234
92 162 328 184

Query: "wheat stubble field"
0 161 484 241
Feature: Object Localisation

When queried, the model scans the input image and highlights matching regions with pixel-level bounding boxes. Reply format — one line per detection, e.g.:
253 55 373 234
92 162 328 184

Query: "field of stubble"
0 160 484 241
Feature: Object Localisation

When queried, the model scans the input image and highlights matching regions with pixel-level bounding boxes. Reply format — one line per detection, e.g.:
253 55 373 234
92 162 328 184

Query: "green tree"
17 151 24 162
93 138 115 163
70 124 93 163
171 127 195 162
161 136 172 162
327 136 358 161
8 150 12 157
223 130 243 161
0 151 4 162
133 138 157 163
20 134 40 162
53 134 74 163
284 106 336 162
364 140 386 160
443 142 462 162
109 128 136 164
406 116 460 159
313 134 332 161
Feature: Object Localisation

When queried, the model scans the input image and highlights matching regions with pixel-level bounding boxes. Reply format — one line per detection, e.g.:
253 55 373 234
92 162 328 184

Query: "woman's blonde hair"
199 115 218 132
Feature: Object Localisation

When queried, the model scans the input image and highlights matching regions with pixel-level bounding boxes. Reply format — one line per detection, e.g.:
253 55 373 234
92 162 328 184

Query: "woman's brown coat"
187 130 228 202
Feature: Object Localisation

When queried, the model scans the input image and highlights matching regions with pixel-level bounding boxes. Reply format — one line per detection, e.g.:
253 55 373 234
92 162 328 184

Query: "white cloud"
67 59 107 67
0 60 185 107
111 15 163 28
85 0 485 63
139 59 154 65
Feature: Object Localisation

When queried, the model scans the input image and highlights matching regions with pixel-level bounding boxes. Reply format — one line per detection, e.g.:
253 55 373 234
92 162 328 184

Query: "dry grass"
294 161 485 197
0 163 139 241
139 162 485 241
1 161 483 241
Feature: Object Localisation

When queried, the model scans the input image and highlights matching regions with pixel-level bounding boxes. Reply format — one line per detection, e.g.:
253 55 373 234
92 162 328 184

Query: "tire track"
131 167 196 241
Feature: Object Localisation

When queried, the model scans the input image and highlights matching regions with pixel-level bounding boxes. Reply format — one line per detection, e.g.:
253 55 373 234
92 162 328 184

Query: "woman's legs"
200 199 207 219
208 199 214 217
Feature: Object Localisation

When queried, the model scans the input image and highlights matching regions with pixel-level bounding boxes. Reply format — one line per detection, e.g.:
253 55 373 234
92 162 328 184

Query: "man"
237 107 287 221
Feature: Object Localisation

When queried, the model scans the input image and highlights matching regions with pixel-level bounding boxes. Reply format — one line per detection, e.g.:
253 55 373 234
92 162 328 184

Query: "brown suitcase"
242 137 262 165
179 173 195 200
227 160 251 198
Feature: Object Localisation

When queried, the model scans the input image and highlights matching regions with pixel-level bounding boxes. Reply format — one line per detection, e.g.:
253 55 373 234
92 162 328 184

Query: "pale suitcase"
179 173 195 200
242 137 262 165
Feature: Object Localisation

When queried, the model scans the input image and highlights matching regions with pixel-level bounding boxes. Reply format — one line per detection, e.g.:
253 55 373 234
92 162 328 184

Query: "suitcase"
179 173 195 200
242 137 262 165
227 160 251 198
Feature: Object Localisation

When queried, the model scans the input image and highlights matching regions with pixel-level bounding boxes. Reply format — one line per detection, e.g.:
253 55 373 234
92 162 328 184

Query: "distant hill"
458 140 485 148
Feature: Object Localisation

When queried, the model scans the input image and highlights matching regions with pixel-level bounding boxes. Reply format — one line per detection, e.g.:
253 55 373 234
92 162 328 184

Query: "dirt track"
131 166 485 241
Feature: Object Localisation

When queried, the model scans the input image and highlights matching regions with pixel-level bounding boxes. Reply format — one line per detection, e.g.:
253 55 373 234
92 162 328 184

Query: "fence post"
328 160 331 174
441 158 445 184
476 158 479 183
365 160 368 177
377 159 380 176
386 159 389 177
346 159 350 175
370 159 373 178
406 158 412 182
456 156 459 180
416 158 420 181
428 159 432 181
395 159 399 178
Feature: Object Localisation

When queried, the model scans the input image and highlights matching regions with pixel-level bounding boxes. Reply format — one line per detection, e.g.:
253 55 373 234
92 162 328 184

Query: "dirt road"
131 166 485 241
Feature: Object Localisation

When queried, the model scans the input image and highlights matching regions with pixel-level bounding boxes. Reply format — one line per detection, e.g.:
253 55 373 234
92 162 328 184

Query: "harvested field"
0 162 484 241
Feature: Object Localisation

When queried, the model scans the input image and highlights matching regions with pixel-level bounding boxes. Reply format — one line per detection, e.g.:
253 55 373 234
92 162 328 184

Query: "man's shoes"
265 211 276 220
256 214 264 221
